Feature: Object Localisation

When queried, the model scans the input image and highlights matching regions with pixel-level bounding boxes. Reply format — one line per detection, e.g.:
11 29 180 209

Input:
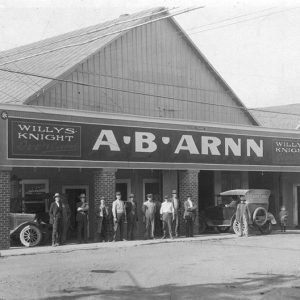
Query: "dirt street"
0 232 300 300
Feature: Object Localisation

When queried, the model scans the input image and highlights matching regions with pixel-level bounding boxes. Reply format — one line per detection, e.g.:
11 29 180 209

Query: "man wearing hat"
160 195 174 239
171 189 180 237
183 193 197 237
76 193 89 243
142 193 156 239
49 193 63 246
95 196 109 242
112 191 126 241
125 193 138 240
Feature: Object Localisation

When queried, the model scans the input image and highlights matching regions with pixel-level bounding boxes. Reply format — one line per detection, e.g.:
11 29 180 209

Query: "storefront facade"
1 8 300 249
1 105 300 249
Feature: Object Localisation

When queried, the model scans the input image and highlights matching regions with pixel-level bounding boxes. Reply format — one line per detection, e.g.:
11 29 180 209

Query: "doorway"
62 185 89 239
116 179 131 202
198 171 214 211
143 179 160 202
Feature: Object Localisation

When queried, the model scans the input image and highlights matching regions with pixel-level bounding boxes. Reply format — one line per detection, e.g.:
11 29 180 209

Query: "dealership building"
1 7 300 249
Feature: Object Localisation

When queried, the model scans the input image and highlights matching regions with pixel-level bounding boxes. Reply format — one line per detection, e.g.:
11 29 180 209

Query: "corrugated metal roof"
250 104 300 129
0 7 166 104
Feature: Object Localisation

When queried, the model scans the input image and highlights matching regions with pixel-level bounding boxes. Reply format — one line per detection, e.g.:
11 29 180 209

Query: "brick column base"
0 171 11 249
93 169 116 240
179 170 199 236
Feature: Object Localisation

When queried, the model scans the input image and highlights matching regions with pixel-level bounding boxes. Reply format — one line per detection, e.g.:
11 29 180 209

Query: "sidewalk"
0 233 234 257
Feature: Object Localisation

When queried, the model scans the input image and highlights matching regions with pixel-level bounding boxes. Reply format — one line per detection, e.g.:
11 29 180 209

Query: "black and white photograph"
0 0 299 299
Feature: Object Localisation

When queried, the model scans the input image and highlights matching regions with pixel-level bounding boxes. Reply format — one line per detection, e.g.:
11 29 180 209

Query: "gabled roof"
0 7 166 104
250 104 300 129
0 7 259 126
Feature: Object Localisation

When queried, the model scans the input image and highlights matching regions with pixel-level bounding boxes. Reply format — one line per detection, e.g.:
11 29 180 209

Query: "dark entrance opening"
63 187 88 240
198 171 214 211
116 183 128 202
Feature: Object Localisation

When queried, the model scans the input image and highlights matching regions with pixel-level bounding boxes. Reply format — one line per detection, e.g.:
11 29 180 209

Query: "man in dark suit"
49 193 63 246
126 193 138 240
76 193 89 243
183 193 197 237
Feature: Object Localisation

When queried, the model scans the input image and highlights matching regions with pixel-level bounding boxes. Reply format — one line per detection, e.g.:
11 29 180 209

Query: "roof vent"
119 14 130 18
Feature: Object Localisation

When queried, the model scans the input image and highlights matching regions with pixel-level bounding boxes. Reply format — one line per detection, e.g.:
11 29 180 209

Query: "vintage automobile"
10 213 50 247
199 189 277 235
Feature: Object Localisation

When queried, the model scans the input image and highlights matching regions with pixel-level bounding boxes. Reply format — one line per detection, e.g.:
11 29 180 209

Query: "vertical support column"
0 170 11 249
93 168 116 239
179 169 199 236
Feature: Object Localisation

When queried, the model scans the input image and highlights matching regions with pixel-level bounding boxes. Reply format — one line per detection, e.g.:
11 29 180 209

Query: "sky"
0 0 299 108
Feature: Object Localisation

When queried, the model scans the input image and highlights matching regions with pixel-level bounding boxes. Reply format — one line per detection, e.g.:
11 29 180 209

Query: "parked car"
199 189 276 235
10 213 51 247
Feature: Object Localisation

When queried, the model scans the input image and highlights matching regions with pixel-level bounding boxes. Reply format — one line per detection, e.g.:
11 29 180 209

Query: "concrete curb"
0 234 234 257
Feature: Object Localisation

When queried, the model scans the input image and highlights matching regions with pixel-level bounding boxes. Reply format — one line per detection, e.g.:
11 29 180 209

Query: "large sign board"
7 117 300 166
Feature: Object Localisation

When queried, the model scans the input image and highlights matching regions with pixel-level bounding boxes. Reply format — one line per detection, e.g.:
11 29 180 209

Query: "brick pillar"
93 168 116 239
179 170 199 236
0 170 11 249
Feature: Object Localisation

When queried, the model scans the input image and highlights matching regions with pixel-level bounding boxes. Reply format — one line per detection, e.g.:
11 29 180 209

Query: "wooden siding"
33 19 253 125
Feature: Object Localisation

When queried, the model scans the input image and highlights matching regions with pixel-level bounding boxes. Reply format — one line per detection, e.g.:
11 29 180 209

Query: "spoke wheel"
20 225 42 247
233 218 244 236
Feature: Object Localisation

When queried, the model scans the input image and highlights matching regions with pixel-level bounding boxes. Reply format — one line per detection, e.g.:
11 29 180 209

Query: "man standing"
49 193 63 246
142 194 156 239
154 194 162 237
160 195 174 239
171 190 179 237
112 191 126 241
95 196 109 242
76 193 89 243
183 193 197 237
126 193 138 240
235 195 251 237
61 195 71 244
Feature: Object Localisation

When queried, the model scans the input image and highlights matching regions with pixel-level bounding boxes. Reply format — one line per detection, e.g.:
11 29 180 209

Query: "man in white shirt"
183 193 197 237
160 195 174 239
112 191 126 241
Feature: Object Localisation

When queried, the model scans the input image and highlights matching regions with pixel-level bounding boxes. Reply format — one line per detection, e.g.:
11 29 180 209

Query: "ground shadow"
40 272 300 300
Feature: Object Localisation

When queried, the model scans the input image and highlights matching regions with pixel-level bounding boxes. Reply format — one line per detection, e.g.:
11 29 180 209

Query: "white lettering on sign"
135 132 157 152
174 135 199 154
92 130 120 151
225 138 241 156
247 139 263 157
201 136 221 155
16 123 77 142
90 130 264 158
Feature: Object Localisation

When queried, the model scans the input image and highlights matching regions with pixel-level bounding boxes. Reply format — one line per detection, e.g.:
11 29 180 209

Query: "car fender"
10 221 40 236
267 212 277 224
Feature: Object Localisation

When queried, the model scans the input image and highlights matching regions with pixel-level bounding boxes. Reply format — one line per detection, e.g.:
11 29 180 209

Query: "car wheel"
19 225 42 247
259 221 272 234
253 207 268 226
198 217 206 234
216 226 230 233
233 218 244 236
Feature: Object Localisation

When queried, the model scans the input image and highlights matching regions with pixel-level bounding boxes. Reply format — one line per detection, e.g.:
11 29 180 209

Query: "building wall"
31 20 255 125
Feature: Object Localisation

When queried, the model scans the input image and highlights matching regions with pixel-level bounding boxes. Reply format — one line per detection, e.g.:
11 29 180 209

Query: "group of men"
49 189 198 246
112 190 197 241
